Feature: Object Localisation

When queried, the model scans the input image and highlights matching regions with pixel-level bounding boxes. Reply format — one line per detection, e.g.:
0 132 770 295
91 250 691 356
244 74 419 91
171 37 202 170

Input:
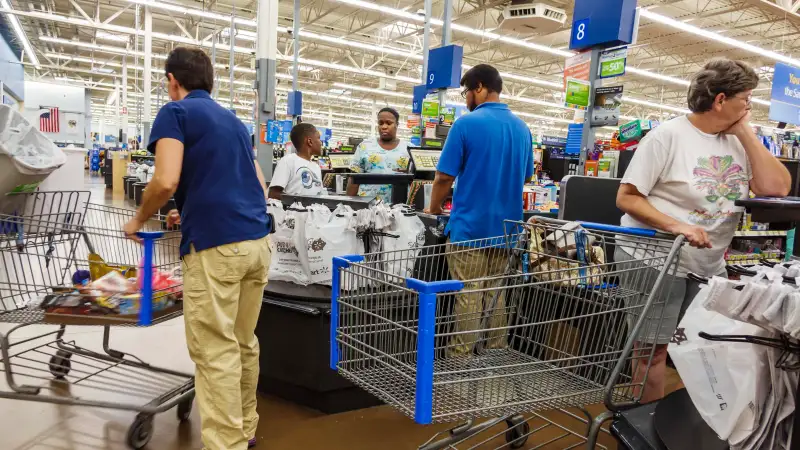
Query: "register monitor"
327 145 356 170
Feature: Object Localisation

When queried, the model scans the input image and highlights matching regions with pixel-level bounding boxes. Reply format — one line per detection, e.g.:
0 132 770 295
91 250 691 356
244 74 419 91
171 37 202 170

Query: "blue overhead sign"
412 84 429 114
569 0 638 51
769 63 800 126
426 45 463 90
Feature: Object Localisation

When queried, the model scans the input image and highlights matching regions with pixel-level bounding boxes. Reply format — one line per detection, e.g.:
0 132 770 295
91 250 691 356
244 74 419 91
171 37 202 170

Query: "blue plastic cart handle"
576 221 659 238
137 231 164 326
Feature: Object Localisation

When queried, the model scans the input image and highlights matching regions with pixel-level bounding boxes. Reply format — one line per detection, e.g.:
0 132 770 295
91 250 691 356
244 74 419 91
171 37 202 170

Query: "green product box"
421 100 439 119
619 119 652 143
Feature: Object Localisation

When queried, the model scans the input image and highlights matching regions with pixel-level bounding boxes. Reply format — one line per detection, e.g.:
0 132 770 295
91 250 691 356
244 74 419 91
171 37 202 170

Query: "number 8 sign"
571 18 590 45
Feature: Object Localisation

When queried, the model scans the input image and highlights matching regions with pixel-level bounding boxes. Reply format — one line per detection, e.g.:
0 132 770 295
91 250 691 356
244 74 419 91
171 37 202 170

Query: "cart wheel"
48 350 72 379
505 419 530 449
127 414 154 449
176 393 194 422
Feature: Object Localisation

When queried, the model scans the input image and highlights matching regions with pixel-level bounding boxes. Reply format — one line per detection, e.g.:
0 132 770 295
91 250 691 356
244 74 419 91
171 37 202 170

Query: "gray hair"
687 58 759 113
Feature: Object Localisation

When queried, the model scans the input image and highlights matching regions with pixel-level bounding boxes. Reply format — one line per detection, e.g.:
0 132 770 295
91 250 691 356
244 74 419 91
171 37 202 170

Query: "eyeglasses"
461 88 469 99
732 93 752 107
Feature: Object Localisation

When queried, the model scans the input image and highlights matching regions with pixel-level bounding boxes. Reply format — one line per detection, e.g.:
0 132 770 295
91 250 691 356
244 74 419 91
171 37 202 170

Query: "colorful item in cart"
40 268 181 317
527 220 606 287
88 253 137 282
71 270 91 286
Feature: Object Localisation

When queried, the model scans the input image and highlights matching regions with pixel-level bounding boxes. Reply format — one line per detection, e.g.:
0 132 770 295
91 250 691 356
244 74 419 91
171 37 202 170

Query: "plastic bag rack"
692 264 800 449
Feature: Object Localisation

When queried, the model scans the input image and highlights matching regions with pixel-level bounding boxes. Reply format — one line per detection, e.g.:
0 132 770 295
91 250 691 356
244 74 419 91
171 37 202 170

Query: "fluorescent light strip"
126 0 257 28
516 111 573 124
1 0 39 67
623 97 690 114
639 8 800 67
44 34 418 84
333 82 412 98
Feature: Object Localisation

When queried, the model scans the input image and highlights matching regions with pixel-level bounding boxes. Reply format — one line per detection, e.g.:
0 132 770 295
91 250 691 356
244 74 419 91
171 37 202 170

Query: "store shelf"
733 230 788 237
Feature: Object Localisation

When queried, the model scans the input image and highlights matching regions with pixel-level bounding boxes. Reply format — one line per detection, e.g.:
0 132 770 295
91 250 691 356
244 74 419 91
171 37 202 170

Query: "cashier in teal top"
346 107 411 203
425 64 534 355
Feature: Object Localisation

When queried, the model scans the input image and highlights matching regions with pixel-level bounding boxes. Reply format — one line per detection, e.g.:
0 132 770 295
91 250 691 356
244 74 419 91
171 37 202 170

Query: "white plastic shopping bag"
305 203 363 285
268 202 311 285
381 204 426 279
668 280 770 441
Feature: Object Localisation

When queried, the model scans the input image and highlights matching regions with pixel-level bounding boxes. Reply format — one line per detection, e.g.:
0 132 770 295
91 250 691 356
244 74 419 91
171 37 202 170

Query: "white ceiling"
5 0 800 139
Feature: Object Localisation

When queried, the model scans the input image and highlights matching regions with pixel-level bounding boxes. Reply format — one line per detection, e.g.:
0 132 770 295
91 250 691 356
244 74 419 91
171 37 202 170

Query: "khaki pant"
446 240 509 356
182 237 271 450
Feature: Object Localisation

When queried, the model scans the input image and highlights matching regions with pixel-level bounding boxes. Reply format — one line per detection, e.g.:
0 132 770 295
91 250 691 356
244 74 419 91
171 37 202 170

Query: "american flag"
39 107 59 133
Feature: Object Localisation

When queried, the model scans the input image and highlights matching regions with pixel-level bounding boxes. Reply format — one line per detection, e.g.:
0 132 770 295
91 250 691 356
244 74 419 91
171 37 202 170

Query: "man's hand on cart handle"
424 206 443 215
123 218 144 244
666 223 712 249
166 209 181 229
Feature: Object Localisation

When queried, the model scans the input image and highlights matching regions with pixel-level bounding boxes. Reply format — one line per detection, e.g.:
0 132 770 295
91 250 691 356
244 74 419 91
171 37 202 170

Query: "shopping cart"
0 191 193 449
330 217 684 449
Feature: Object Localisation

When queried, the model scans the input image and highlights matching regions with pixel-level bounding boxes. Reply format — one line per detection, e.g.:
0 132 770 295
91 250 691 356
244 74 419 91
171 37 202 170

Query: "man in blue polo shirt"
426 64 533 356
123 47 268 450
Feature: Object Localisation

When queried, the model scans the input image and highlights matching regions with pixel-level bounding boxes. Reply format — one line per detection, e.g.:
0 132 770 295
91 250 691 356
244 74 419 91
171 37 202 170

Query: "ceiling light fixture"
639 8 800 67
0 0 39 67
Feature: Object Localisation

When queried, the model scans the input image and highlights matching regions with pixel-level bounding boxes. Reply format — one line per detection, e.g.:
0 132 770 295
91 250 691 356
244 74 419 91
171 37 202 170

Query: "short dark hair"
164 47 214 93
687 58 759 113
461 64 502 94
378 107 399 122
290 123 317 149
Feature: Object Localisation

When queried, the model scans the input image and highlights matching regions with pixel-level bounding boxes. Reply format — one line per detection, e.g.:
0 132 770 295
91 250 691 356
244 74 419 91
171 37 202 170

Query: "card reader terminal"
409 147 442 172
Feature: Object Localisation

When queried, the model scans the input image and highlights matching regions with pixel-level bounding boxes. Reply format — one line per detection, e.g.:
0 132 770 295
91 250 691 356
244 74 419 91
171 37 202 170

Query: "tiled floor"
0 173 682 449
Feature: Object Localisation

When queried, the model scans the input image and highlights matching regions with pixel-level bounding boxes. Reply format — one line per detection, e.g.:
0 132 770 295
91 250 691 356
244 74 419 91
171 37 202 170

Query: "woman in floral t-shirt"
346 107 410 204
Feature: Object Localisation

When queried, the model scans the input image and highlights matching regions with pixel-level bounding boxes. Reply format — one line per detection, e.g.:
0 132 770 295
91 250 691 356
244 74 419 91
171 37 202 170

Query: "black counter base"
258 376 382 415
256 288 384 415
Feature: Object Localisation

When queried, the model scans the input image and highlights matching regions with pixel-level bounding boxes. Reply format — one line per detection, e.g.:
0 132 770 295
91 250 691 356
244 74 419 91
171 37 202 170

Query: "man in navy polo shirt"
426 64 533 356
123 47 269 450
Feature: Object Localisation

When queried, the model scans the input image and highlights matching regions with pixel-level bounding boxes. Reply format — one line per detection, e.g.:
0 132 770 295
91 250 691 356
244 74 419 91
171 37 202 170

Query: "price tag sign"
598 48 627 79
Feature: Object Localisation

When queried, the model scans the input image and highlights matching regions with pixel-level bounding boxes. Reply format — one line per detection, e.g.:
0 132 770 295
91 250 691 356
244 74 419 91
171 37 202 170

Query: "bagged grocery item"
0 104 67 213
527 220 605 286
381 204 426 279
136 164 148 183
668 281 769 441
268 202 311 285
305 204 362 285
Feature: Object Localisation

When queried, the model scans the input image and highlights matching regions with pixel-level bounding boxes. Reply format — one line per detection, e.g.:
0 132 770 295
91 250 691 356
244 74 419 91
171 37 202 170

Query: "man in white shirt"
616 58 791 402
269 123 324 200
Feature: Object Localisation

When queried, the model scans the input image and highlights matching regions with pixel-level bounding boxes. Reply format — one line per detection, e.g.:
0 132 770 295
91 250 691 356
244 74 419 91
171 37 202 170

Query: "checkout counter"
255 173 571 415
257 164 446 413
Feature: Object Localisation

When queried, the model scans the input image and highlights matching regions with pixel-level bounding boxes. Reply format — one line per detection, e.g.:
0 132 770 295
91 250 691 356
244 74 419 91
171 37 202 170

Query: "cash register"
322 144 357 191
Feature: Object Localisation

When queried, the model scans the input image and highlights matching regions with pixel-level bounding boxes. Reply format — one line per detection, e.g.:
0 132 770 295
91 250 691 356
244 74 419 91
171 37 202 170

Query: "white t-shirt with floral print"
349 138 411 204
620 115 752 277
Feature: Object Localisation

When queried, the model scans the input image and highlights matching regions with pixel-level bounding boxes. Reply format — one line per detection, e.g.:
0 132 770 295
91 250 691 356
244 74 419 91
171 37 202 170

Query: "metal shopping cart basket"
0 191 193 449
330 217 684 449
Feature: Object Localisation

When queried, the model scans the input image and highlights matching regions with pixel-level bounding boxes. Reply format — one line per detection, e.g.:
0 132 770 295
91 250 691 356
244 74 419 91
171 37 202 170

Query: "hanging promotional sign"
564 52 591 109
265 119 282 143
565 79 591 109
439 107 456 125
598 48 627 79
769 62 800 126
590 86 624 127
421 100 440 118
